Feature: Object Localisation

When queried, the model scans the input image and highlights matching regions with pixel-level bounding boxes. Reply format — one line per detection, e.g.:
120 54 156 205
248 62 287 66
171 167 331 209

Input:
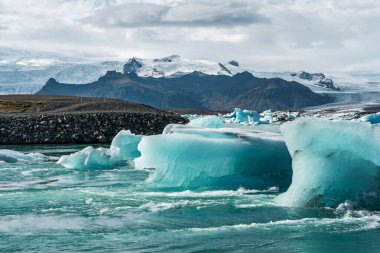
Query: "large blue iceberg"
135 125 292 189
276 118 380 209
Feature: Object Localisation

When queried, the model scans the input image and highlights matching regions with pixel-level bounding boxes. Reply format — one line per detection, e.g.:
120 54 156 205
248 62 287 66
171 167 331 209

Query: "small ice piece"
260 109 273 124
135 126 292 189
57 146 112 169
223 108 260 125
359 112 380 124
57 130 142 169
275 118 380 209
187 115 224 128
0 149 47 163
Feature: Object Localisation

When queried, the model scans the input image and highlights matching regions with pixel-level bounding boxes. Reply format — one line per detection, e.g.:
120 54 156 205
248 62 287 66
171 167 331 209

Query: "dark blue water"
0 145 379 252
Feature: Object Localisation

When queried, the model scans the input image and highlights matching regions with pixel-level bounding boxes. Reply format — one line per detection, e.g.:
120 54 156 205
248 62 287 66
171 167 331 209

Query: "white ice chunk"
57 130 142 169
0 149 47 163
276 118 380 209
223 108 260 125
222 108 299 126
187 115 224 128
57 146 112 169
135 126 292 189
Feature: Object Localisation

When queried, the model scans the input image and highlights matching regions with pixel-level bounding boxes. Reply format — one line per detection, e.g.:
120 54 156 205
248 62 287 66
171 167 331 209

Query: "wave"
141 187 279 198
182 210 380 233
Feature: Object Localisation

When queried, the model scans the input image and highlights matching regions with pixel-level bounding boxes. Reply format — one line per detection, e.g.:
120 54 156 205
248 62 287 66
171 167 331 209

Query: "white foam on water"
139 199 223 212
184 211 380 233
142 187 278 198
0 214 87 234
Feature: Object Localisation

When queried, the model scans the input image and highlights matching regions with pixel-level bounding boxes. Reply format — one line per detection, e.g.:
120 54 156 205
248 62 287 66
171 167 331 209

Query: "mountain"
122 55 340 91
0 48 340 94
251 71 339 90
37 70 332 111
122 55 241 78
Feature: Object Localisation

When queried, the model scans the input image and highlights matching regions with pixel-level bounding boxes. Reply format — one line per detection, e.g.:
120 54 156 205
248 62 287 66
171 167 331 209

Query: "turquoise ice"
187 115 225 128
57 130 141 169
276 118 380 209
360 112 380 124
135 125 292 189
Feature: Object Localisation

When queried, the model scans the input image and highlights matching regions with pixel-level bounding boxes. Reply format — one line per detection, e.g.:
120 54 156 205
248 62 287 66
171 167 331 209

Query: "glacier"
275 118 380 209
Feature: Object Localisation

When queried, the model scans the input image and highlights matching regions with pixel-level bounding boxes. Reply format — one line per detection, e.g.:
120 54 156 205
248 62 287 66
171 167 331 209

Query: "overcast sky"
0 0 379 74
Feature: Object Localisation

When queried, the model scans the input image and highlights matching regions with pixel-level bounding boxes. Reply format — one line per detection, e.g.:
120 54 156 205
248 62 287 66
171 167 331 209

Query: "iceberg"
57 124 292 188
276 118 380 209
0 149 47 163
135 125 292 189
223 108 260 125
57 130 142 169
223 108 300 125
57 146 113 169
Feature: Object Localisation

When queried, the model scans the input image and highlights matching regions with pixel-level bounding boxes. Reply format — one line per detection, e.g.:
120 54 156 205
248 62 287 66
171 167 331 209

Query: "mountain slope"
0 48 341 94
37 70 332 111
122 55 339 90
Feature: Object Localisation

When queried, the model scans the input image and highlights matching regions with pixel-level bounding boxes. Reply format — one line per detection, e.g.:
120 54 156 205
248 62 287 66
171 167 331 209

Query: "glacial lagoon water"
1 144 380 252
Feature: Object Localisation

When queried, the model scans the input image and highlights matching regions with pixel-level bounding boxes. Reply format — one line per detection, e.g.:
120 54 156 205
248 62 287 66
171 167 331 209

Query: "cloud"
85 1 267 28
0 0 379 75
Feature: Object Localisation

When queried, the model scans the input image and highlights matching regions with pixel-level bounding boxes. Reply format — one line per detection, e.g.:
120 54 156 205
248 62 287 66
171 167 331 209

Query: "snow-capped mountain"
122 55 340 90
123 55 242 78
250 71 340 91
0 48 369 94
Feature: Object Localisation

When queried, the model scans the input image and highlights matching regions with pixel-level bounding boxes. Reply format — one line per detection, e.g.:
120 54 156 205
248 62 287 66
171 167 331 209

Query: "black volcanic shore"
0 95 187 144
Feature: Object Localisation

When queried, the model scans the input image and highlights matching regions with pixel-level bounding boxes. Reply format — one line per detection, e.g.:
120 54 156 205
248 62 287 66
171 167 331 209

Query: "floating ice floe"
57 130 141 169
0 149 47 163
276 118 380 209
